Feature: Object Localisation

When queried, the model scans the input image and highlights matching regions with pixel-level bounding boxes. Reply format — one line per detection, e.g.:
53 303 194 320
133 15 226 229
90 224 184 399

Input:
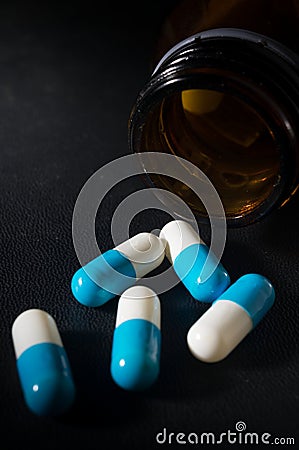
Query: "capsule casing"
160 220 230 302
12 309 76 416
71 232 165 307
110 285 161 391
187 273 275 362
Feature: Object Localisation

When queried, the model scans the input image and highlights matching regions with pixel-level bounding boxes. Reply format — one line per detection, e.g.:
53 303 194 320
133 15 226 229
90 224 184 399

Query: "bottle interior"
138 88 280 219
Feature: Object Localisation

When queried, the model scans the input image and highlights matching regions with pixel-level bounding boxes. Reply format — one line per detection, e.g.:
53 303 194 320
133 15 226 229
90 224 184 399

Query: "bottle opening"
138 87 280 220
129 29 299 226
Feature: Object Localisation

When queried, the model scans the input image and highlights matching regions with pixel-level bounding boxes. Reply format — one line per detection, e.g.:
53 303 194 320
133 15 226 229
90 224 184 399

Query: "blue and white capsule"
110 285 161 391
12 309 76 416
71 232 165 308
187 273 275 362
160 220 230 302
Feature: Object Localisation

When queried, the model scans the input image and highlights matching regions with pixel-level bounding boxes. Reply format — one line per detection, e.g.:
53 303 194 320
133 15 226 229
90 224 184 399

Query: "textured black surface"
0 2 298 449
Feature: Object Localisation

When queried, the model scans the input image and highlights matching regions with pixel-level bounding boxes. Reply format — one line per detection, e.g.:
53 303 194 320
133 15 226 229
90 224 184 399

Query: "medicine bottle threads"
128 0 299 227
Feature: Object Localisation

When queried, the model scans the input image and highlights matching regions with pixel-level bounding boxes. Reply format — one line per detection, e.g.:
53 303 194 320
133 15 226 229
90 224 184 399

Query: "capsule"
187 273 275 363
71 232 165 307
12 309 76 416
159 220 230 302
110 285 161 391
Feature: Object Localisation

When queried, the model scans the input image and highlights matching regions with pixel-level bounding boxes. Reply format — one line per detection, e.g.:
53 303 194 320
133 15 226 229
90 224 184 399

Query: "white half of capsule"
159 220 203 264
115 285 161 329
187 300 253 363
115 232 165 278
12 309 63 359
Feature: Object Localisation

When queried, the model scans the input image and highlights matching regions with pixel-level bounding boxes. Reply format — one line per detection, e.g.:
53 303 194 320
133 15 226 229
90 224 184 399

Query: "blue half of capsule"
111 319 161 391
215 273 275 327
71 249 136 308
16 342 76 416
173 243 230 302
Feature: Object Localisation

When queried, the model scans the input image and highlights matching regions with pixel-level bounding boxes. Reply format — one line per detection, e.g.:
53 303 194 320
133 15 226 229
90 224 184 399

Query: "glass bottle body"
128 0 299 226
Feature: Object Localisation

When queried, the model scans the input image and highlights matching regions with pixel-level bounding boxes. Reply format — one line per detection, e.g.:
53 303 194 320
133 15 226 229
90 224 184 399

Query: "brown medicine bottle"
128 0 299 226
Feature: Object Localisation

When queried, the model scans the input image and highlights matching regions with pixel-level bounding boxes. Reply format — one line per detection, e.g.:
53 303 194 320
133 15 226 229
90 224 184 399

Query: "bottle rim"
152 28 299 75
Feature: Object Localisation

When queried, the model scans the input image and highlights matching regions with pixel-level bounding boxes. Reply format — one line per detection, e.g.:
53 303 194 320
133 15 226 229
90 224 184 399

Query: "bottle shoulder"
153 0 299 65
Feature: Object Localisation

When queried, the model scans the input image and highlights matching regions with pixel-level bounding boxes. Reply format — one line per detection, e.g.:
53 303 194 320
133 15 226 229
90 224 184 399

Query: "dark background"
0 1 298 449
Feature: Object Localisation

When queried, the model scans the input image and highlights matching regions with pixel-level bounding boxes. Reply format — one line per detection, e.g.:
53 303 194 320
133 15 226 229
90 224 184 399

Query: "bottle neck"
129 28 299 227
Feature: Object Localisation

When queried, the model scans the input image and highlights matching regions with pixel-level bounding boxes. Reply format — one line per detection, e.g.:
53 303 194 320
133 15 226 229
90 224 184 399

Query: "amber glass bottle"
128 0 299 226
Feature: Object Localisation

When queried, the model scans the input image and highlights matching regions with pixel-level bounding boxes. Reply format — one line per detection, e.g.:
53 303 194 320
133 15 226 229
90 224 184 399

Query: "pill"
12 309 76 416
181 89 223 115
159 220 230 302
187 273 275 363
110 285 161 391
71 232 165 307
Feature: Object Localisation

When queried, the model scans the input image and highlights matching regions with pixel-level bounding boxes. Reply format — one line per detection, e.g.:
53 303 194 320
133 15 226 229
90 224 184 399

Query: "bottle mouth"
128 28 299 227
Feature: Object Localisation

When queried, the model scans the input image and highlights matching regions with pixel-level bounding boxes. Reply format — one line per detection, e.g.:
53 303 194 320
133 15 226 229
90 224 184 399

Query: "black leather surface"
0 2 298 449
